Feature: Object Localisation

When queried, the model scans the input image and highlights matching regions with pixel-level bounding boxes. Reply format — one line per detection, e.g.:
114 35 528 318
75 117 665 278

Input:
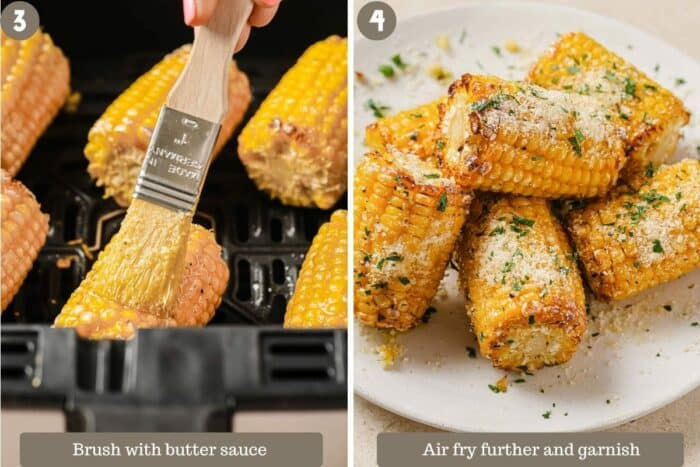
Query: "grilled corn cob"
84 45 251 206
284 210 347 328
365 98 445 161
568 159 700 301
55 223 228 339
528 32 690 181
238 36 347 209
457 196 586 371
1 31 70 176
439 74 627 198
354 151 471 330
1 170 49 310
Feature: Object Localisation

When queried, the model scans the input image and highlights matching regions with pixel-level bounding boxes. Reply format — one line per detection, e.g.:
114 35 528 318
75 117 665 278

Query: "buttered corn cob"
238 36 347 209
365 98 445 161
568 159 700 302
457 196 586 371
439 74 627 198
284 210 347 328
528 32 690 181
1 31 70 176
85 45 251 206
55 223 229 339
1 170 49 310
354 151 471 330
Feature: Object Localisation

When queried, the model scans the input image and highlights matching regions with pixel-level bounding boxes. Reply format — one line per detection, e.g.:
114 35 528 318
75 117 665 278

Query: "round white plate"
353 2 700 432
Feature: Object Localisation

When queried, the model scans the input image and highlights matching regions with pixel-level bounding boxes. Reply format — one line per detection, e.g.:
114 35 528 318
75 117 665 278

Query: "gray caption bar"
21 433 322 467
378 433 683 467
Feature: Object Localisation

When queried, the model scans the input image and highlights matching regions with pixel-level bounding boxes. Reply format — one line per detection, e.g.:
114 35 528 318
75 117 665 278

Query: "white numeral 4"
369 9 385 32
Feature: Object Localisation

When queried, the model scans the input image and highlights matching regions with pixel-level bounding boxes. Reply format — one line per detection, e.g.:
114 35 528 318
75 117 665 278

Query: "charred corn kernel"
1 31 70 176
354 151 471 331
85 45 251 207
528 32 690 181
567 159 700 302
238 36 347 209
365 98 445 161
1 169 49 310
284 210 347 328
55 224 228 339
439 74 627 198
457 196 586 371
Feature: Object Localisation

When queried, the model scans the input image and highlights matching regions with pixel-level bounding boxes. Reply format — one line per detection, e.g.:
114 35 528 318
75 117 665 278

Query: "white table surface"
352 1 700 466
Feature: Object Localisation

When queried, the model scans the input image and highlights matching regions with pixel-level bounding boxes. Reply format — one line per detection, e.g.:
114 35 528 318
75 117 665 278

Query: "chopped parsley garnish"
466 346 477 358
514 379 526 383
488 384 502 394
398 276 410 285
491 46 501 56
652 239 664 253
410 112 424 118
512 216 535 227
503 260 515 273
532 155 543 161
644 84 657 91
424 173 440 179
641 190 670 205
435 139 445 150
512 280 524 292
378 64 395 78
437 192 448 212
568 129 585 156
645 162 655 178
567 65 580 74
623 77 637 96
391 54 408 70
490 226 505 236
675 77 686 86
409 131 418 141
366 99 389 118
472 93 510 111
542 411 552 419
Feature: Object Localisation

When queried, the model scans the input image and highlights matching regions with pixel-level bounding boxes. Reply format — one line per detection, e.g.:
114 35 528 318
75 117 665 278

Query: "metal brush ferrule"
133 106 221 213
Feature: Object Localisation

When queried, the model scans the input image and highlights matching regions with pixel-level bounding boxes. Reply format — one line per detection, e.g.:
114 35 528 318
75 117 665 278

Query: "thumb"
183 0 218 26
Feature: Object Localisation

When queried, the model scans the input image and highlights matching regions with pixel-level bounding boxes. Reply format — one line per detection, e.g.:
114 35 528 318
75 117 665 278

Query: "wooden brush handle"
167 0 253 123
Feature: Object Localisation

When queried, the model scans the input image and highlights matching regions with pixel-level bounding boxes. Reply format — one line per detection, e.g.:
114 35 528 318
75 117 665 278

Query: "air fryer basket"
1 0 347 431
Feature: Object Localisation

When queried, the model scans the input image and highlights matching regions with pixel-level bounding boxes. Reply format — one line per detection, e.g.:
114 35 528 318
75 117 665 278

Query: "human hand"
183 0 281 52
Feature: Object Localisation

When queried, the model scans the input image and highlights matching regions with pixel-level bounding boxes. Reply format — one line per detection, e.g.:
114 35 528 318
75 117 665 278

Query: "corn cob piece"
365 98 445 161
54 223 228 339
1 31 70 176
238 36 347 209
1 169 49 310
457 196 586 371
284 210 347 328
439 74 627 198
568 159 700 302
528 32 690 181
354 151 471 330
84 45 251 206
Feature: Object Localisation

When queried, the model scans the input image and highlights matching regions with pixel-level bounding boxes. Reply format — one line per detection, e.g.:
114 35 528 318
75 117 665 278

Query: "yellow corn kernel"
1 169 49 310
528 32 690 180
1 31 70 176
354 151 471 331
568 159 700 301
364 98 445 162
284 210 347 328
439 74 627 198
85 45 251 206
238 36 347 209
457 196 586 371
54 224 229 339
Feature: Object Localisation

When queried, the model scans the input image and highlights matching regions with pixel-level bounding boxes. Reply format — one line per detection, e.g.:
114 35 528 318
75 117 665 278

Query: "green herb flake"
398 276 410 285
645 163 655 178
488 384 501 394
391 54 408 70
378 64 395 78
623 77 637 96
567 65 580 74
491 46 501 56
542 411 552 419
514 379 526 383
675 192 682 201
437 192 448 212
568 129 585 156
531 155 543 161
366 99 390 118
675 77 686 86
652 239 664 253
643 84 657 91
424 173 440 179
408 131 418 141
490 226 506 236
512 216 535 227
435 139 445 150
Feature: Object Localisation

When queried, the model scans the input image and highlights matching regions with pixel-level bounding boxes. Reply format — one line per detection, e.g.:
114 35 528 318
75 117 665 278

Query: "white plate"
353 2 700 432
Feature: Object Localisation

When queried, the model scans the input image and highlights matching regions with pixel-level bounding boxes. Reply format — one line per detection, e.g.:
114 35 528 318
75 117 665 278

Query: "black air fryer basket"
1 0 347 431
